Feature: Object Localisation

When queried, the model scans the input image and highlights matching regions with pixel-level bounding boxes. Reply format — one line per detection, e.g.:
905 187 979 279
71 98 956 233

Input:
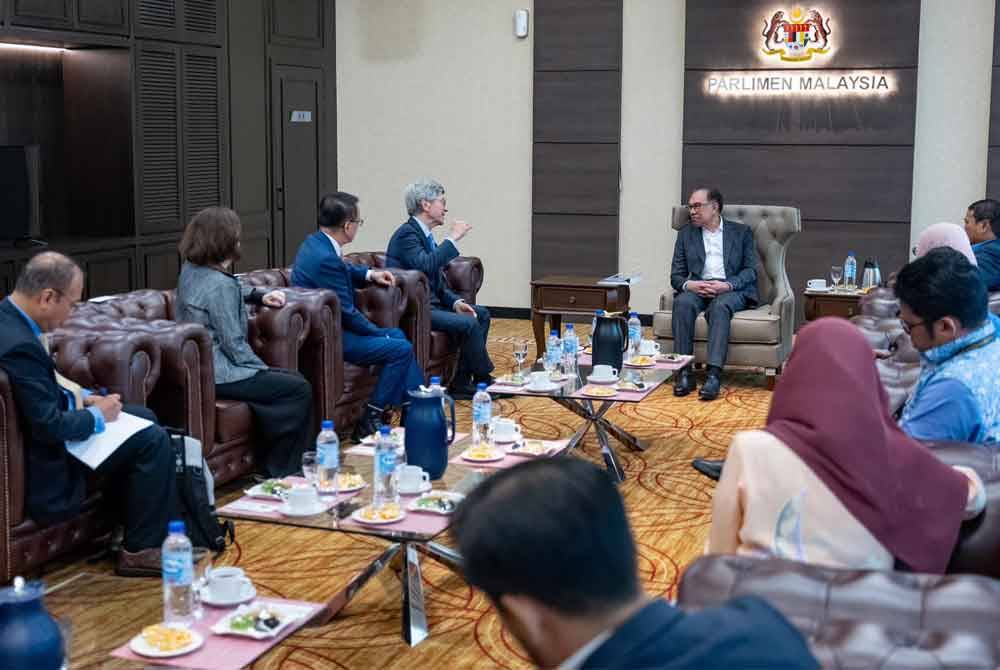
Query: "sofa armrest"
248 301 310 370
659 291 675 311
0 368 25 582
354 283 407 329
444 256 484 304
279 288 343 426
387 269 431 373
48 328 162 405
62 314 216 452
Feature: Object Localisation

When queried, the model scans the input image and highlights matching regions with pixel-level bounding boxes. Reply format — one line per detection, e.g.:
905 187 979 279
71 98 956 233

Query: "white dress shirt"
322 230 372 281
414 216 458 253
702 218 726 280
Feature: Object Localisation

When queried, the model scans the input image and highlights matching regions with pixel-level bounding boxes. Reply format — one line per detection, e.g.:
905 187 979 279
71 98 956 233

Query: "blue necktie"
427 233 437 250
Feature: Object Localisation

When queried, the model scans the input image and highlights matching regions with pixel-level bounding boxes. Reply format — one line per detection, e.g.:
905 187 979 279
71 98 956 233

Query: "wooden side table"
530 276 631 356
803 290 863 321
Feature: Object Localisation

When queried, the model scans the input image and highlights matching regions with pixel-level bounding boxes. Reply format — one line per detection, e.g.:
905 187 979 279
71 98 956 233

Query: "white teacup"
286 485 319 511
591 364 618 380
207 567 252 602
398 464 430 493
807 278 827 290
489 417 522 443
528 370 550 389
638 340 661 356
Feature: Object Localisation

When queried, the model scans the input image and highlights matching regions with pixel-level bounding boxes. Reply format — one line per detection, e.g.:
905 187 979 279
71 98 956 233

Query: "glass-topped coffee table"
488 355 692 482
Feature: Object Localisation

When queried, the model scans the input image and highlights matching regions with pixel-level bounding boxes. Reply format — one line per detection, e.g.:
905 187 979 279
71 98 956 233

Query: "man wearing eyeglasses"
963 198 1000 291
669 187 759 401
896 247 1000 444
291 192 425 441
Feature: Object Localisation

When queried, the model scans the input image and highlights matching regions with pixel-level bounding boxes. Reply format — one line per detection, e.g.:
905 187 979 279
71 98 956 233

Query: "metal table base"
553 396 650 483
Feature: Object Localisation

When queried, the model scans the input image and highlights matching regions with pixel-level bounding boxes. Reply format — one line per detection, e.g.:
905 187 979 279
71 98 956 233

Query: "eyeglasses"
688 202 711 211
896 310 927 335
349 218 365 227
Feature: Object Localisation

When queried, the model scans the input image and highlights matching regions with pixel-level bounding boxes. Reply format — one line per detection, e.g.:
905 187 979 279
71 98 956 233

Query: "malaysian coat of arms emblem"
762 7 832 61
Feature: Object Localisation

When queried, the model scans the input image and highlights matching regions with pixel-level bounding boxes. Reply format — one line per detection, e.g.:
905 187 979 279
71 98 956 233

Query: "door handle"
275 187 285 211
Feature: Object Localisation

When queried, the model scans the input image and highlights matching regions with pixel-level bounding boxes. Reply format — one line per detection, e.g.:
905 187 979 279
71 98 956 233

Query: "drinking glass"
191 547 212 620
512 341 528 381
542 348 557 377
301 451 318 487
830 265 843 290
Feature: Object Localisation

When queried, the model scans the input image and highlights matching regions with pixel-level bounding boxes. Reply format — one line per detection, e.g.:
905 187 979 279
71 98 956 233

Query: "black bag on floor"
166 428 234 552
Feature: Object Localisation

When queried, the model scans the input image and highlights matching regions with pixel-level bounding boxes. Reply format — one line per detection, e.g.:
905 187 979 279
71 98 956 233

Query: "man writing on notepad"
0 252 178 576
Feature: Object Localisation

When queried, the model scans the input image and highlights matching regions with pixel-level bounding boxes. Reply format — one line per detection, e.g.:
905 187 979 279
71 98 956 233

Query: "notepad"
66 412 153 469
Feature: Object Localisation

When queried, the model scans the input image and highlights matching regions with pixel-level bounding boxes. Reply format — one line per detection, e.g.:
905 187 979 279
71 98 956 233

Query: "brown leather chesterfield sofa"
678 553 1000 669
64 289 310 485
1 328 162 583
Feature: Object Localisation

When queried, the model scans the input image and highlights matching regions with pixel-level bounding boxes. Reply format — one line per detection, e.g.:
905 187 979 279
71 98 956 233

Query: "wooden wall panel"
79 247 136 297
988 0 1000 198
269 0 323 49
534 0 621 71
531 214 618 278
534 71 621 143
140 241 180 290
683 1 919 328
533 143 620 215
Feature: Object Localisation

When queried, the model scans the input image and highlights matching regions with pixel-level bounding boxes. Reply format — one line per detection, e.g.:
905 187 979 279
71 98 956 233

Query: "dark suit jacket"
670 218 759 306
583 597 817 669
386 217 462 309
975 239 1000 291
291 230 382 337
0 298 94 524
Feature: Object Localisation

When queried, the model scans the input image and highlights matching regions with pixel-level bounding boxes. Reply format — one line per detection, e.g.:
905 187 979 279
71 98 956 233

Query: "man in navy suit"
0 252 178 576
291 192 425 439
964 198 1000 290
452 458 818 669
386 178 494 398
670 187 758 401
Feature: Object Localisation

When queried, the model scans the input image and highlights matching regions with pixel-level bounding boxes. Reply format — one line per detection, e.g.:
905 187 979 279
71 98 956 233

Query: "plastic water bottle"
428 375 446 414
472 382 492 447
162 520 194 626
316 419 339 496
373 426 399 510
562 324 579 376
590 309 604 347
844 252 857 290
627 311 642 359
546 330 562 372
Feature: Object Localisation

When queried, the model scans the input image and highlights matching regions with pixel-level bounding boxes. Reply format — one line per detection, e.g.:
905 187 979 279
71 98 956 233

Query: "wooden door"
271 64 321 266
77 0 128 34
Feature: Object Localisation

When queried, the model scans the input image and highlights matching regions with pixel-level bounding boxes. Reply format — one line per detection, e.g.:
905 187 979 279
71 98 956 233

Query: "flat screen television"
0 145 43 244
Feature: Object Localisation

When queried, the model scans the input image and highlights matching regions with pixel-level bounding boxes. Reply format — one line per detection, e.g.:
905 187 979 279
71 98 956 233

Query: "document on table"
66 412 153 469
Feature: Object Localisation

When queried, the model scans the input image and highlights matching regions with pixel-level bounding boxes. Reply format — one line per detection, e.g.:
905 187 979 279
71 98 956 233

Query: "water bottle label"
318 443 339 468
473 403 491 424
378 450 397 474
163 552 192 585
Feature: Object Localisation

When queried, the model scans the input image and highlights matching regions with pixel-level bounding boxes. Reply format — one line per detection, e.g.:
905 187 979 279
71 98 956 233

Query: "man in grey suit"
670 187 758 400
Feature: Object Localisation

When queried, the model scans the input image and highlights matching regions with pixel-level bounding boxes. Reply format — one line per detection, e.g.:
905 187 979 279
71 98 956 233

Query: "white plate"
350 506 407 525
398 480 433 496
277 501 330 517
201 582 257 608
587 374 619 384
624 360 656 368
493 376 528 387
129 628 204 659
336 475 367 493
243 481 291 501
461 448 505 463
407 491 465 515
524 381 561 393
579 386 619 399
806 286 832 293
361 427 405 446
506 440 554 458
211 602 313 640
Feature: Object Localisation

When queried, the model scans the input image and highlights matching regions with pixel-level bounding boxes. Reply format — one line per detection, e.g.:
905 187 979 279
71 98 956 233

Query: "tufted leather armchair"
1 328 161 583
851 287 921 415
678 553 1000 669
64 289 310 485
653 205 800 385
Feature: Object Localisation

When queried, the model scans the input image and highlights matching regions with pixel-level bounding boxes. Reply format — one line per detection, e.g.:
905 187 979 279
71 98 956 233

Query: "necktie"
427 233 437 250
39 333 84 410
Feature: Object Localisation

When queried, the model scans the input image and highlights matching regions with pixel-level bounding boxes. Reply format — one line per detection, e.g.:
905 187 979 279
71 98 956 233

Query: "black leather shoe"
673 369 696 396
691 458 725 481
699 371 722 401
351 404 384 443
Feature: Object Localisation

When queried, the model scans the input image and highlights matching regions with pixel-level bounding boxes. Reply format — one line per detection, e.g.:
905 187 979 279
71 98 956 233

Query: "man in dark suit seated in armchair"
386 178 494 399
670 186 758 401
292 192 425 440
452 458 818 669
0 252 178 576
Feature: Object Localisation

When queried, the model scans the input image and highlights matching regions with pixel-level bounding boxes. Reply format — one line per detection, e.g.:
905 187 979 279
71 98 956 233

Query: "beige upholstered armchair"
652 204 801 387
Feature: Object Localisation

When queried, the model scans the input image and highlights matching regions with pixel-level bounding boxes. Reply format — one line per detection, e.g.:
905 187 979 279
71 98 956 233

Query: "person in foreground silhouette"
451 458 818 669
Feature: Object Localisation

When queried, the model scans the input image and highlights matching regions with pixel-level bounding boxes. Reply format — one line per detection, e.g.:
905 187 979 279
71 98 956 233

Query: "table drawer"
815 298 859 319
536 287 607 312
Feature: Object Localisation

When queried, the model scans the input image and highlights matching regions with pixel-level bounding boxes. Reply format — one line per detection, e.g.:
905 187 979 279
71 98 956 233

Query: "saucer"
278 501 329 517
201 582 257 607
587 374 618 385
129 628 204 659
398 480 433 496
489 434 522 445
525 381 560 393
806 286 832 293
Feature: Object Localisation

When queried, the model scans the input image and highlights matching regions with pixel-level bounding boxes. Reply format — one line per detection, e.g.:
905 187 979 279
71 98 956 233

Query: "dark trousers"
671 290 748 369
342 327 425 409
95 404 178 552
431 304 494 381
216 369 313 478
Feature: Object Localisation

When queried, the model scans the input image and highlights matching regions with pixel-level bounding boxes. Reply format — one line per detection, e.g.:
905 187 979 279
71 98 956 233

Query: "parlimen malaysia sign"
704 6 896 98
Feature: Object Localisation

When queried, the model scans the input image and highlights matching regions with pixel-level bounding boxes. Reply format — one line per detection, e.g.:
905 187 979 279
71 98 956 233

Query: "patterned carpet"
45 318 773 669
